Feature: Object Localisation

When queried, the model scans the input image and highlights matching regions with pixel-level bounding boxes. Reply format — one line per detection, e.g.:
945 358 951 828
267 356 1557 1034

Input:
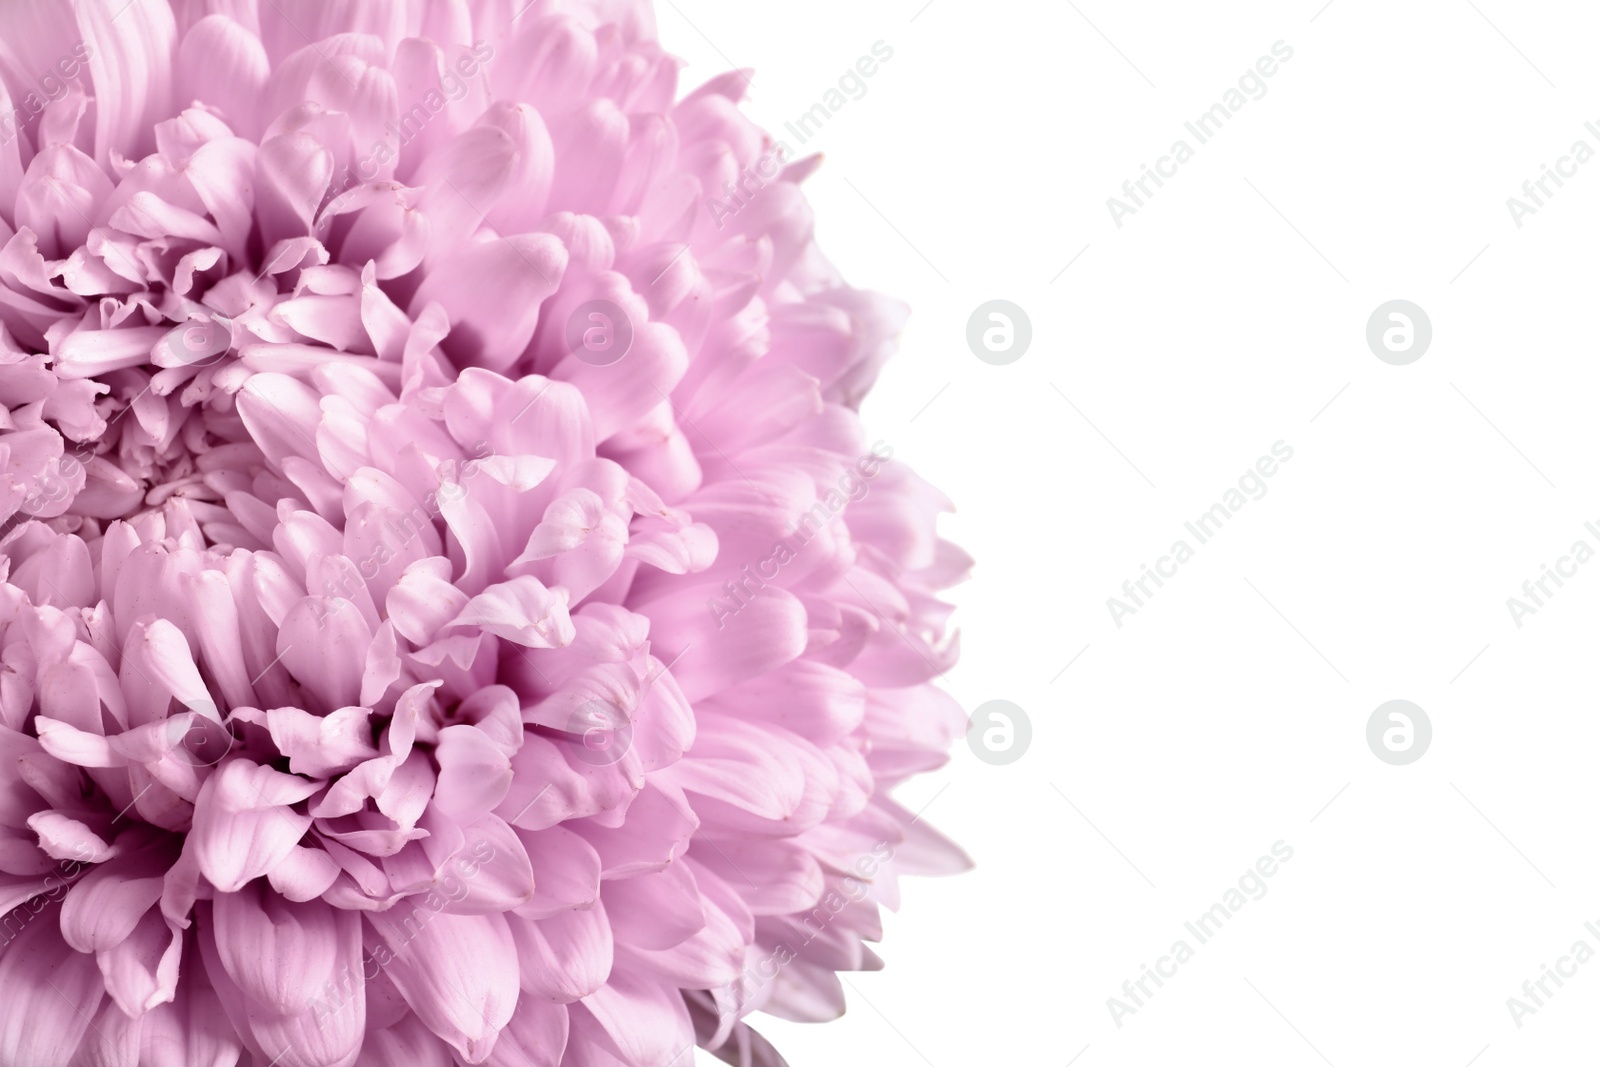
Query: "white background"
661 2 1600 1064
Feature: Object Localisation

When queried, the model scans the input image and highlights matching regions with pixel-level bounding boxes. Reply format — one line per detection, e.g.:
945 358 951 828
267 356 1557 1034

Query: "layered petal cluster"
0 2 970 1065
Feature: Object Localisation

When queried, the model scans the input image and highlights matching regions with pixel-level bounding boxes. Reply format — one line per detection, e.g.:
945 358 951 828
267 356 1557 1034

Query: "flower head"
0 2 969 1064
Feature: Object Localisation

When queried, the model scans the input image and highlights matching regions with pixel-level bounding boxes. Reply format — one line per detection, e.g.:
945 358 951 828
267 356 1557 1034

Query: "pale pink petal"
507 902 612 1004
191 760 317 893
0 904 105 1067
368 910 519 1064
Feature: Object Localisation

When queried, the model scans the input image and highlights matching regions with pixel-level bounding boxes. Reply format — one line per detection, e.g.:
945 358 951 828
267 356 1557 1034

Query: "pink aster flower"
0 2 970 1065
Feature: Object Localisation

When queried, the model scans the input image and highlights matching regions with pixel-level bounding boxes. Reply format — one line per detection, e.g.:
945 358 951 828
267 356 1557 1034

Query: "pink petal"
276 596 372 713
514 825 601 920
410 236 567 372
211 884 361 1016
266 844 343 903
452 576 575 649
636 585 809 701
602 860 705 951
59 852 165 953
266 705 379 779
482 995 569 1067
578 966 694 1065
367 909 519 1064
78 0 177 167
191 759 317 893
176 15 270 140
507 902 612 1004
95 906 181 1017
0 904 105 1067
